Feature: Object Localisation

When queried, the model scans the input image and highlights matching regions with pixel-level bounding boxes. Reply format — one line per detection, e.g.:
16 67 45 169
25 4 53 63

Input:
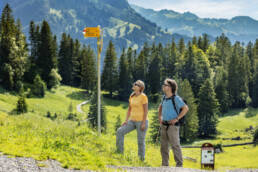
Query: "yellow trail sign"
83 27 100 37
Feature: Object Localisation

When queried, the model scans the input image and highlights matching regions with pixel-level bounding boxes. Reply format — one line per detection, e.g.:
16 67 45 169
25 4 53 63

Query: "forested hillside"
0 0 191 53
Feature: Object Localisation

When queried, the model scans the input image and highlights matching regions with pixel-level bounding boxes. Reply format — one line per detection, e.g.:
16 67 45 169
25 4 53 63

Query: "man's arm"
158 104 162 125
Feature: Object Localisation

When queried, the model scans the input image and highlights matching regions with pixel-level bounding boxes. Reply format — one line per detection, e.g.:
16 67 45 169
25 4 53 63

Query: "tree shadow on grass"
66 91 90 101
221 108 243 117
0 86 18 96
103 96 128 109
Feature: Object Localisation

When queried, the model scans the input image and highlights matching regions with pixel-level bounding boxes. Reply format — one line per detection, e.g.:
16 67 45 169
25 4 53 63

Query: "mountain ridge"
131 4 258 44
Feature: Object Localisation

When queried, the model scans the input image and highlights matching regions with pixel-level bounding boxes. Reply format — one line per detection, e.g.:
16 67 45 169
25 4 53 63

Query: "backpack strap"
161 94 166 106
172 95 179 116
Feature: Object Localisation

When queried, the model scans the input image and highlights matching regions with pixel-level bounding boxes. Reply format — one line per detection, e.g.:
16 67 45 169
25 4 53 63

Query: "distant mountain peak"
131 5 258 43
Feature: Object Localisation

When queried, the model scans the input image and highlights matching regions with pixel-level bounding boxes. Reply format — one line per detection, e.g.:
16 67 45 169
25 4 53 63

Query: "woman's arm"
140 103 148 130
122 105 131 126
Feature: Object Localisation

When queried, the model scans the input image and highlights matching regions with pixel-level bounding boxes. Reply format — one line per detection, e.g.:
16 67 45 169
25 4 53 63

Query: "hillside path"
76 101 89 113
1 153 258 172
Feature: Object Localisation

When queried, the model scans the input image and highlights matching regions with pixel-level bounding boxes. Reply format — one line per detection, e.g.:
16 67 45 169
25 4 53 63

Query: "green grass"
0 85 258 170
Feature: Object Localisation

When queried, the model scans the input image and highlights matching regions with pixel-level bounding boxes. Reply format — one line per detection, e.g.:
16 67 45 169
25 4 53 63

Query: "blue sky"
127 0 258 20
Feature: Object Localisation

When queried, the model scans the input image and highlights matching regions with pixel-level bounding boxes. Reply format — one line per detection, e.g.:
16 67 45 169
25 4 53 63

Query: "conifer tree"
16 95 28 114
178 43 210 97
177 79 198 141
227 42 250 108
148 51 162 102
215 33 231 65
37 20 58 87
49 68 62 89
88 88 107 132
101 40 118 97
16 86 28 113
198 79 219 137
24 21 40 83
178 38 185 55
72 39 81 87
58 33 73 85
252 60 258 107
150 112 161 143
32 74 46 97
81 45 96 93
118 48 133 101
202 34 210 53
115 115 122 132
127 47 134 77
0 4 28 90
214 67 229 113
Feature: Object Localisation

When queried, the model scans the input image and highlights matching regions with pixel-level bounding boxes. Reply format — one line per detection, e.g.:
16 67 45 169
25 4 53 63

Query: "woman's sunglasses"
133 82 140 87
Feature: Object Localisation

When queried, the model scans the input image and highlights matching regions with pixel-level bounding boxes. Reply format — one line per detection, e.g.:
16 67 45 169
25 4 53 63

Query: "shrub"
254 128 258 146
32 75 46 97
16 96 28 113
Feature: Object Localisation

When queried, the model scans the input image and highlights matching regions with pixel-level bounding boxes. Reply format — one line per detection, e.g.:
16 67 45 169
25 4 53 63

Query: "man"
158 78 189 167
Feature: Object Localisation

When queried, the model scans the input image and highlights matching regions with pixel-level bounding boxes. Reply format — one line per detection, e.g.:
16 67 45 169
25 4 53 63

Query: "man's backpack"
162 94 187 126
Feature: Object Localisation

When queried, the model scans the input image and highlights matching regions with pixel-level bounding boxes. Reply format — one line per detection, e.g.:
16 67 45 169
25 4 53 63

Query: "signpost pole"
83 26 102 136
97 36 101 136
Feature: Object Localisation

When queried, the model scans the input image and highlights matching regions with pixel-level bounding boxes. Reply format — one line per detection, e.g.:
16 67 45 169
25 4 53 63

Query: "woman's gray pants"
116 120 149 160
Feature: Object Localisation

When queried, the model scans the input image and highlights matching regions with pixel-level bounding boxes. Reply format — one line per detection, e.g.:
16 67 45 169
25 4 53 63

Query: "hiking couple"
116 78 189 167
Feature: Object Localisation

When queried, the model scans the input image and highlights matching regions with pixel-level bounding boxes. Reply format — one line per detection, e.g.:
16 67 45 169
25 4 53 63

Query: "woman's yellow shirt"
129 94 148 121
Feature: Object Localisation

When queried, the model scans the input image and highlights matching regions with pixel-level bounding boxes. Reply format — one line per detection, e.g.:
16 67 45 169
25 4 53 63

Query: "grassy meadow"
0 85 258 170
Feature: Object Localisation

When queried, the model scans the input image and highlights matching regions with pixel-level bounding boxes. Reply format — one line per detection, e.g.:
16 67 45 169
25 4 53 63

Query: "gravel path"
1 153 258 172
76 101 89 114
0 153 93 172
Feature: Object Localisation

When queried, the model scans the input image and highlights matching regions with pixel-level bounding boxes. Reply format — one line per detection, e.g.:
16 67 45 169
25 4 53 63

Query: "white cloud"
128 0 258 20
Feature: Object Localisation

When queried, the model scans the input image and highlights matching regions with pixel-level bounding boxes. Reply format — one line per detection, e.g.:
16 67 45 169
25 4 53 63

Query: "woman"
116 80 148 161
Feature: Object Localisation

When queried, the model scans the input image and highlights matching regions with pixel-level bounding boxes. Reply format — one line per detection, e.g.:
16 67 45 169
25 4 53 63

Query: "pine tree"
127 47 134 77
49 68 62 89
252 60 258 107
101 40 118 97
178 38 185 55
178 43 211 97
58 33 73 85
81 45 96 93
37 20 58 87
214 67 229 113
227 42 250 108
68 102 73 112
177 79 198 141
150 112 161 143
115 115 122 132
215 33 231 66
24 21 40 83
202 34 210 53
16 96 28 114
118 48 133 101
0 4 28 90
169 38 178 78
198 79 219 137
16 86 28 113
32 74 46 97
72 39 81 87
148 51 162 102
88 88 107 132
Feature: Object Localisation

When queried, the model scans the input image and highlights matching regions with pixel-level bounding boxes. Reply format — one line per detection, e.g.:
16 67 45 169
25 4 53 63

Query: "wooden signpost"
201 143 215 170
83 26 103 136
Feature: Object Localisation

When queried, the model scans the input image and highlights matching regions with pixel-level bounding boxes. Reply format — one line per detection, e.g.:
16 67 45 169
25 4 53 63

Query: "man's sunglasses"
133 83 140 87
163 84 171 87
